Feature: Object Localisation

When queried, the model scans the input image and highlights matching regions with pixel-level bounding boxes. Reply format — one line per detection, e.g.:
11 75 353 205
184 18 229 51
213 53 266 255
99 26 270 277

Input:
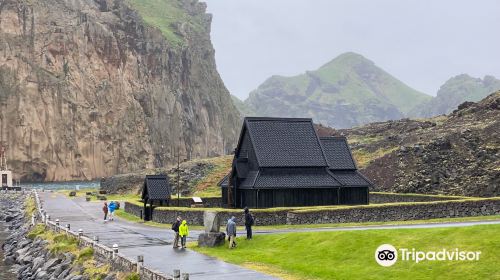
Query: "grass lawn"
194 224 500 280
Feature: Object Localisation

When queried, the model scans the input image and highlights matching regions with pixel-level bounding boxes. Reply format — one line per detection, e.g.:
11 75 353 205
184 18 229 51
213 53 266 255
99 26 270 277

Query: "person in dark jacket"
226 216 237 249
244 207 254 239
171 216 181 248
102 202 108 222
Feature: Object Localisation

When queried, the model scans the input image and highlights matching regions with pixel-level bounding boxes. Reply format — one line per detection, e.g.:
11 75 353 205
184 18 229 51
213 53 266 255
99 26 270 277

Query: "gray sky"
204 0 500 99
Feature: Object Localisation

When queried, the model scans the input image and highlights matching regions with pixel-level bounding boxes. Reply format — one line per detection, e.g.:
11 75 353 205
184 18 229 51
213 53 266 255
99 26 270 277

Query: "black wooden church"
219 117 372 208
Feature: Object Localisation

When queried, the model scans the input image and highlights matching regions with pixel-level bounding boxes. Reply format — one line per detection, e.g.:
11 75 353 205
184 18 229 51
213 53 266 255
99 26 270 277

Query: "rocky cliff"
0 0 240 181
318 91 500 197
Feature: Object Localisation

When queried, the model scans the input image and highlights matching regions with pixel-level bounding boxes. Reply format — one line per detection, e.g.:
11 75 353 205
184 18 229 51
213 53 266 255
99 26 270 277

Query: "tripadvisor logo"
375 244 481 267
375 244 398 267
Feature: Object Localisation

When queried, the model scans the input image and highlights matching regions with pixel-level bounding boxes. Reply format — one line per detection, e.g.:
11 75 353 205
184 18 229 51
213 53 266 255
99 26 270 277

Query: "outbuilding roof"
142 175 171 200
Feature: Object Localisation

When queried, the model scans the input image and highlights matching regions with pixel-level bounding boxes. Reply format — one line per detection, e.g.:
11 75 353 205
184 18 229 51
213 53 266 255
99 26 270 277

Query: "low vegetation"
24 195 37 218
194 224 500 280
27 225 110 280
126 0 204 47
352 146 398 168
191 156 231 197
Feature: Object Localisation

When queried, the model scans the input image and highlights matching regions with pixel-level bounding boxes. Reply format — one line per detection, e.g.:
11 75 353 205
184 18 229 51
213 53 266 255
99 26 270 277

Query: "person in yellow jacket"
179 220 189 248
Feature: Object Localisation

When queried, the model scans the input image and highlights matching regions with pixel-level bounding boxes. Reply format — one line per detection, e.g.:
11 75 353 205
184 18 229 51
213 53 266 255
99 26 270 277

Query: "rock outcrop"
0 0 240 182
318 91 500 197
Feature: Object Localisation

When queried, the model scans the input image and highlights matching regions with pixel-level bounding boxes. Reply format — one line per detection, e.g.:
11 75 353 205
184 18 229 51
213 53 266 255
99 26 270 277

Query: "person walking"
171 216 181 248
108 201 117 221
244 207 254 239
179 220 189 249
226 216 237 249
102 202 109 222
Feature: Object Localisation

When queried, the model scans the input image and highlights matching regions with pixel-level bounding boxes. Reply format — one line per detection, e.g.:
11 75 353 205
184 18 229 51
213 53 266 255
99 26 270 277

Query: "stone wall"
124 202 288 226
369 192 464 204
170 197 222 208
286 198 500 225
125 198 500 226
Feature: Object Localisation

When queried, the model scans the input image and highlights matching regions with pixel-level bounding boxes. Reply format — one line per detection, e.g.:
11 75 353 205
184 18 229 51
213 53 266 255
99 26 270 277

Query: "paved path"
39 192 277 280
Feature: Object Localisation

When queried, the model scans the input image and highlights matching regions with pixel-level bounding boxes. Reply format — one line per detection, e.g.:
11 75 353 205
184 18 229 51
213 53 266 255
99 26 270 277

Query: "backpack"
249 214 254 226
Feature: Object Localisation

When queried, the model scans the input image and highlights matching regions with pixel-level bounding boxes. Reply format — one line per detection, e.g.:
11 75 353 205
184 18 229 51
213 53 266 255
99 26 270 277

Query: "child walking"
178 220 189 249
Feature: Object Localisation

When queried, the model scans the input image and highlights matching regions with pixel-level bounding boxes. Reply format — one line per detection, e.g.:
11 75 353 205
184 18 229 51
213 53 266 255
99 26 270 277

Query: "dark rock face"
321 92 500 197
0 0 240 182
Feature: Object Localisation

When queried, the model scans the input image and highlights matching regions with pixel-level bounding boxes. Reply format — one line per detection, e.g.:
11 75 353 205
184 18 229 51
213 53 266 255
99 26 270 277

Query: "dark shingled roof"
237 168 340 189
329 171 371 186
218 174 229 187
240 171 259 188
320 137 357 170
220 117 373 191
245 118 328 167
142 175 171 200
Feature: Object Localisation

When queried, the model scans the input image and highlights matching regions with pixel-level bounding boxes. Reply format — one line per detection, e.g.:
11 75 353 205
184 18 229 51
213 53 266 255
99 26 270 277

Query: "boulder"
203 211 220 233
197 232 226 247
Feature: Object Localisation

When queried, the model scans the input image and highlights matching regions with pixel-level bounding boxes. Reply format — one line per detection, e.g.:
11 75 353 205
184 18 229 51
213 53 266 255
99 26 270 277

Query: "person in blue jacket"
108 201 117 221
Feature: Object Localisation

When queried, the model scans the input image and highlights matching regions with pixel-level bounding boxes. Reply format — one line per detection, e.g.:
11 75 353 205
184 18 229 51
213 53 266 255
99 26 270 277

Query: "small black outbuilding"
219 117 372 208
142 175 171 220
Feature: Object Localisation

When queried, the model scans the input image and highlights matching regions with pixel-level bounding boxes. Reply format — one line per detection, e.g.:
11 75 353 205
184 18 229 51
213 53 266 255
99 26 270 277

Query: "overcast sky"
204 0 500 99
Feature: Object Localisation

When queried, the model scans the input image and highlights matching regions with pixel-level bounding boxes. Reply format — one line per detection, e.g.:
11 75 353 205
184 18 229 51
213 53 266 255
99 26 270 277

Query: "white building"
1 170 13 188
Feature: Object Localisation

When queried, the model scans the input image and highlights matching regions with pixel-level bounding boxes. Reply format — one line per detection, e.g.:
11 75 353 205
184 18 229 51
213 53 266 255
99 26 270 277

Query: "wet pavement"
39 192 277 280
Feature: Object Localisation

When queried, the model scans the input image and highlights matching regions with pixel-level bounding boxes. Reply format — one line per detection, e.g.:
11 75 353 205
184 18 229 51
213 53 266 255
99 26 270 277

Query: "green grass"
25 195 37 218
352 146 398 168
76 247 94 264
28 224 79 254
194 224 500 280
126 0 204 48
192 156 232 197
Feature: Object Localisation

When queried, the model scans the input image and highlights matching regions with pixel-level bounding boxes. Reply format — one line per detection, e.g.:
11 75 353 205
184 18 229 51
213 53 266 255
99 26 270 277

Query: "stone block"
204 211 220 233
197 232 226 247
